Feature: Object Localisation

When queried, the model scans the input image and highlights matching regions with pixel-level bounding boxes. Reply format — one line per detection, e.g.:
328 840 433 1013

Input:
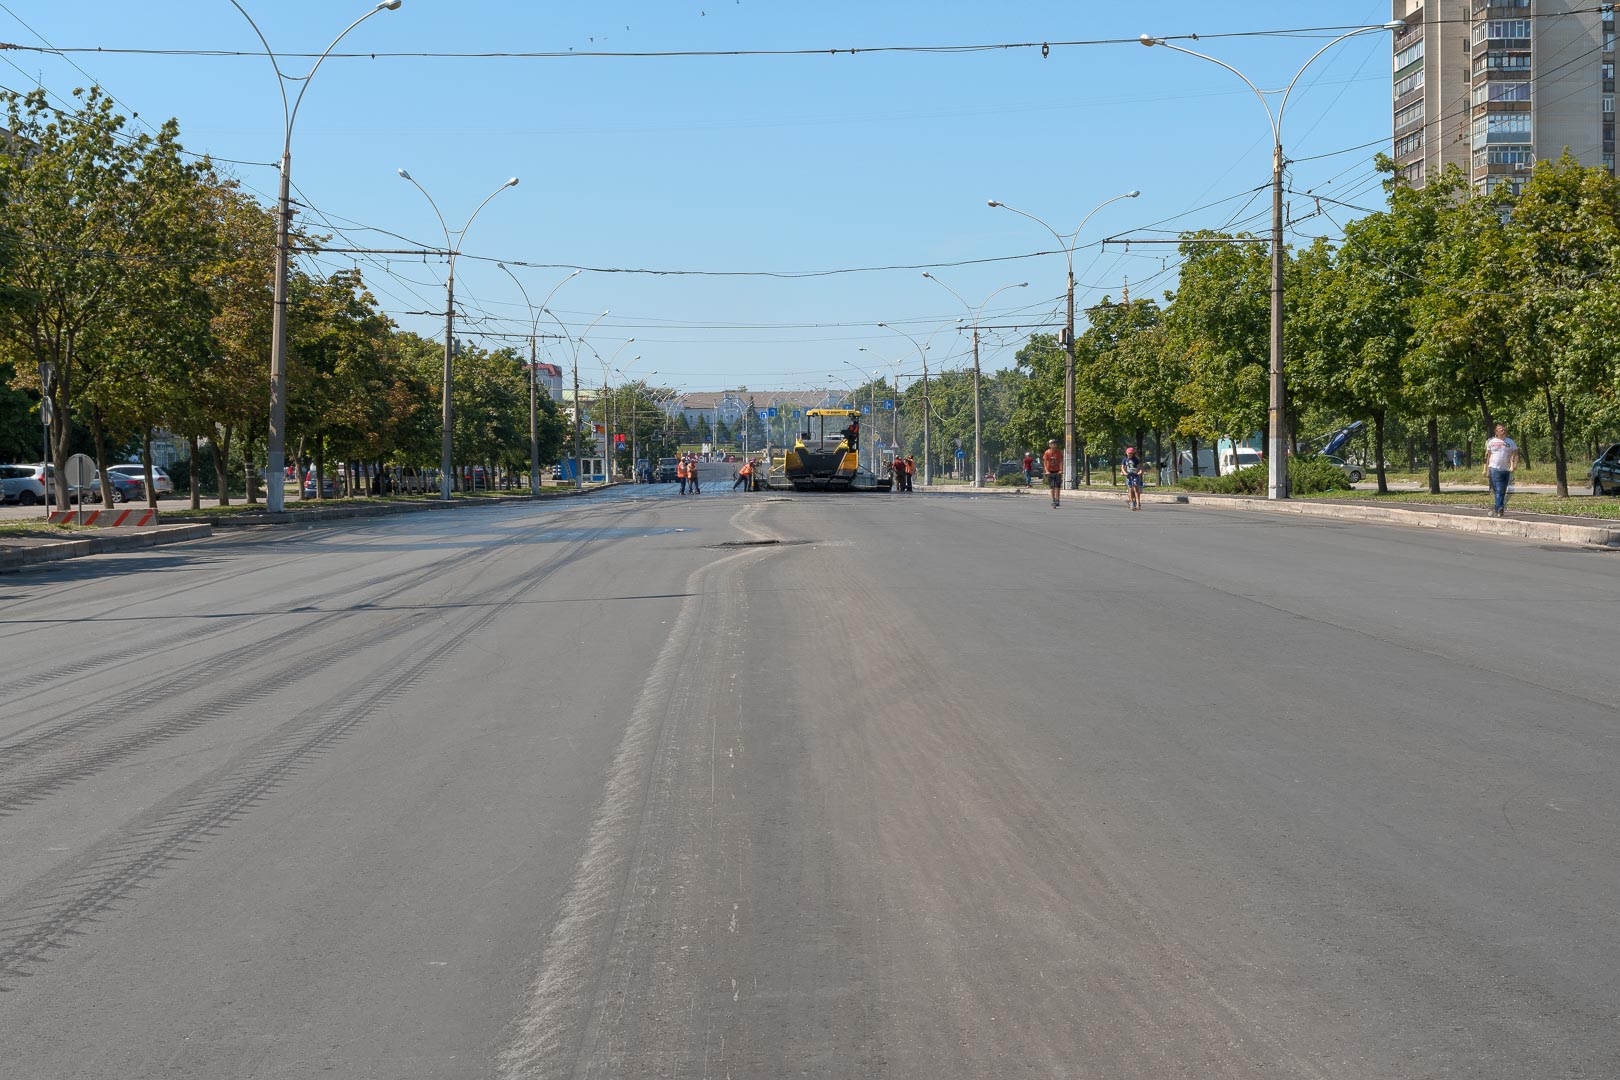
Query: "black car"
1592 442 1620 496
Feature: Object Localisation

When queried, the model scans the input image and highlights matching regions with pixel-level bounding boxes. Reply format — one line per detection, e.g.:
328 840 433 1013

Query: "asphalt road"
1 484 1616 1078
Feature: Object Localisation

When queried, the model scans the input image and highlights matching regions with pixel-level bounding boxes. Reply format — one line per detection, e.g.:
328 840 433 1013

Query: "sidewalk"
1070 486 1620 549
0 523 214 573
0 485 618 572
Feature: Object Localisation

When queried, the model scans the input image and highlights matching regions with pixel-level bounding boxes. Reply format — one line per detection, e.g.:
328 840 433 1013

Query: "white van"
1177 446 1263 476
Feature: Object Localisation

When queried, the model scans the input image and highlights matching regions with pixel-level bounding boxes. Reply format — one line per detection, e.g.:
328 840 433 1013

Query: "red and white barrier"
47 508 159 527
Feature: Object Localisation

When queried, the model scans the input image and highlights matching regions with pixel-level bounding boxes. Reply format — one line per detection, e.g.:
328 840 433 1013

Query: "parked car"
1592 442 1620 496
23 464 94 504
1321 454 1364 484
302 472 337 499
655 457 679 482
93 470 146 504
107 463 175 498
0 464 47 505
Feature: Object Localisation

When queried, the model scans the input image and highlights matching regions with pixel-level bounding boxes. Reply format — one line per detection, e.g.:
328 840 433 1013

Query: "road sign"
40 397 54 425
861 404 871 415
766 407 778 418
882 399 894 410
792 409 801 418
65 453 95 488
955 448 966 460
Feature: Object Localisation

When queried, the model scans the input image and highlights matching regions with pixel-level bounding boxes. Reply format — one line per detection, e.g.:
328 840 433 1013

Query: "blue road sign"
766 407 778 418
955 448 966 459
792 409 801 418
861 404 871 415
882 399 894 410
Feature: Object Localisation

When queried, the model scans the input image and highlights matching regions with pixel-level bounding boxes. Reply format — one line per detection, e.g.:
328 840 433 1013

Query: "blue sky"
1 1 1394 394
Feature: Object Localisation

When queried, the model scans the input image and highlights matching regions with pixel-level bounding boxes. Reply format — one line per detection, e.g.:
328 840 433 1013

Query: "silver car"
107 463 176 499
0 464 47 505
1322 454 1364 484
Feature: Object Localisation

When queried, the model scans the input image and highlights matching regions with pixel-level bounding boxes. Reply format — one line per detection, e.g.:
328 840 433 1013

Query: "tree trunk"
1546 387 1568 498
1190 436 1202 477
1426 415 1441 495
1169 437 1179 482
1465 436 1473 470
213 424 232 506
141 426 158 509
243 434 259 505
1373 411 1389 494
188 434 201 509
89 408 114 510
1404 435 1416 473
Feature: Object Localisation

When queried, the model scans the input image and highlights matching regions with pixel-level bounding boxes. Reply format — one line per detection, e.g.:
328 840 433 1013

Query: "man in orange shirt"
1041 439 1063 508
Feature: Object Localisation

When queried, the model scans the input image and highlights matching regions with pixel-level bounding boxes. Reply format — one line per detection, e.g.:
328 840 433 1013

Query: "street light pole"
229 0 402 513
398 170 520 499
989 190 1139 489
544 310 609 488
878 322 932 485
1140 22 1400 499
922 275 1029 488
497 265 581 495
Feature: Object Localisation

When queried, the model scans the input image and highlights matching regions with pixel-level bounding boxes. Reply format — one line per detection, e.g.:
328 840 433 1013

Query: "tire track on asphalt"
0 502 648 988
495 502 779 1080
0 501 645 816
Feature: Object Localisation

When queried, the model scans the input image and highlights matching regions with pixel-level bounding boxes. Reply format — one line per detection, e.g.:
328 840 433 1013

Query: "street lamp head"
987 199 1001 208
921 271 932 279
396 167 412 180
1127 190 1141 198
1383 20 1405 30
378 0 402 10
1138 33 1157 47
505 177 520 187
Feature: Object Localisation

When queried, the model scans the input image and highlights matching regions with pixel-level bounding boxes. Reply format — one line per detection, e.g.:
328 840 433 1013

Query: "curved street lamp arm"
457 177 520 248
225 1 291 140
287 4 400 139
1144 38 1278 142
989 202 1072 270
1278 24 1403 131
398 171 452 252
496 262 535 332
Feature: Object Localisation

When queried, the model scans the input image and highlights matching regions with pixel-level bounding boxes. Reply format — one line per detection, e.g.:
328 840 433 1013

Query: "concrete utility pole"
1139 20 1401 499
879 322 933 484
398 170 520 499
497 265 580 494
230 0 402 514
989 192 1138 489
922 274 1028 488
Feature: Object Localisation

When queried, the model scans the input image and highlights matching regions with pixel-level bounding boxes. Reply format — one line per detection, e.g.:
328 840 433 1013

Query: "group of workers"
675 454 702 495
889 454 916 492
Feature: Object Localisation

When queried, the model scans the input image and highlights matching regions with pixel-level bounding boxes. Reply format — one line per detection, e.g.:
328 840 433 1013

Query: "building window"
1395 130 1426 158
1483 20 1533 40
1485 80 1531 102
1605 152 1616 173
1401 159 1426 185
1395 100 1425 131
1606 96 1615 115
1394 68 1426 99
1395 39 1425 71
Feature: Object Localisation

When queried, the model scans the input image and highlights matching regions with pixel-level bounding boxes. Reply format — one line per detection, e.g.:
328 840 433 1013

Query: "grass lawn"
1371 462 1593 486
1299 488 1620 520
0 522 82 538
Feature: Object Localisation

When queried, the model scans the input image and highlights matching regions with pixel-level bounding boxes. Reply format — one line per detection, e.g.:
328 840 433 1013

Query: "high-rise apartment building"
1392 1 1615 192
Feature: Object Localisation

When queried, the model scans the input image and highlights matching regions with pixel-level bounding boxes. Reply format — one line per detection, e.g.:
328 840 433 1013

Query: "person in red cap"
1122 445 1144 511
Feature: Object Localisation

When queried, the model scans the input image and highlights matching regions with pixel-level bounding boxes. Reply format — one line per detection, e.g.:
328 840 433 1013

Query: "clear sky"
0 1 1394 394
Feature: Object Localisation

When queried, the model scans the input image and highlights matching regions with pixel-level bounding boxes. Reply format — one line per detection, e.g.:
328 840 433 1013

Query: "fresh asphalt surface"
0 480 1616 1079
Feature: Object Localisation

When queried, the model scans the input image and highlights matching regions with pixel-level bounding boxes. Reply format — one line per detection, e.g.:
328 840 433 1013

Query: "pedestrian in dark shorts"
1041 439 1063 508
1122 445 1144 511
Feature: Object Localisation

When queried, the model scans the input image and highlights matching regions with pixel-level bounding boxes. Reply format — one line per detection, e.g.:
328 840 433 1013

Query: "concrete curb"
0 523 214 573
162 484 616 529
1062 486 1620 548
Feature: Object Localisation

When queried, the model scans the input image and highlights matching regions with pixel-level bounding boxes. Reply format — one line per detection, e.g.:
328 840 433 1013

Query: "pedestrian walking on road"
1122 446 1144 511
1042 439 1063 508
903 455 916 492
677 457 689 496
1022 451 1035 487
688 456 702 495
1485 422 1520 517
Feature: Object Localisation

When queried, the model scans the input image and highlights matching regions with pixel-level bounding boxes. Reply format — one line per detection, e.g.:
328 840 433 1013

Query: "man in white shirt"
1484 422 1520 517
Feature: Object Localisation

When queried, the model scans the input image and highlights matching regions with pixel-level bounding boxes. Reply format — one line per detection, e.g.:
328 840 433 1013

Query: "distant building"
1393 1 1615 193
530 361 564 402
662 389 848 431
